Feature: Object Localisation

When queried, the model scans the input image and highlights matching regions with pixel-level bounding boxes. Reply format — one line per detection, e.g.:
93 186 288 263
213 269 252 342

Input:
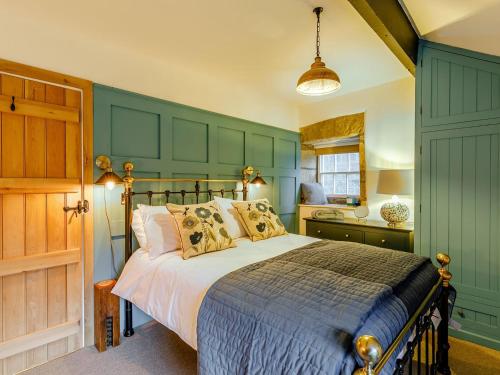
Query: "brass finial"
242 166 254 180
123 161 134 174
436 253 450 267
122 161 135 195
436 252 452 287
354 335 383 375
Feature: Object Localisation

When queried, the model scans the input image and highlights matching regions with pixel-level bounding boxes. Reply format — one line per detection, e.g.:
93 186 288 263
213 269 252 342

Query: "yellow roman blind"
314 144 359 155
300 112 364 144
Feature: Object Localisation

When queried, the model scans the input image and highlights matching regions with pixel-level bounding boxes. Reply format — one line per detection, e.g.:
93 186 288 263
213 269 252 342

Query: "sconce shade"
376 169 413 196
250 173 267 185
95 170 123 186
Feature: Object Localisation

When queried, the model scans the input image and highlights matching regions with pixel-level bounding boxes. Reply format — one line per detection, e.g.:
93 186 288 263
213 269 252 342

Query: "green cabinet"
416 41 500 349
305 218 414 252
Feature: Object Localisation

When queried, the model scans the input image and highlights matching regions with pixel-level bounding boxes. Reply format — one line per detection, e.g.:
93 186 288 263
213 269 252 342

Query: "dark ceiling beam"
348 0 418 76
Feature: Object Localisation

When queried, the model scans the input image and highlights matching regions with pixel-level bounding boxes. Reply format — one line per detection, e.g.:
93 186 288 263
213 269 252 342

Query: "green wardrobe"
416 41 500 349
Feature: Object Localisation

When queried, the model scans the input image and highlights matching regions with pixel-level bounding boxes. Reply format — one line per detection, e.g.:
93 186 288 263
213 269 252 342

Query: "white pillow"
131 209 147 249
214 196 247 239
138 204 181 259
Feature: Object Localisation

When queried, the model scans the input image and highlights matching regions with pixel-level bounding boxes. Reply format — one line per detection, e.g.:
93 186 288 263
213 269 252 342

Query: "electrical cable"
103 188 119 278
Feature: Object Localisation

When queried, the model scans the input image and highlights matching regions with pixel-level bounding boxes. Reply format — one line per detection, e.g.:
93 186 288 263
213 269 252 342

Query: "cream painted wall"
0 12 298 131
0 5 415 220
298 77 416 221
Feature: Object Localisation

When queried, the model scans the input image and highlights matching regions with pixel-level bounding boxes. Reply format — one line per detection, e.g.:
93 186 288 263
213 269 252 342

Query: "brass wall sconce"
95 155 124 190
242 166 267 187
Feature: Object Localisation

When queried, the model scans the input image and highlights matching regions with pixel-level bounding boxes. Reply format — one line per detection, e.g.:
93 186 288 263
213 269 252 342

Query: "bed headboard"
118 162 258 336
121 161 251 262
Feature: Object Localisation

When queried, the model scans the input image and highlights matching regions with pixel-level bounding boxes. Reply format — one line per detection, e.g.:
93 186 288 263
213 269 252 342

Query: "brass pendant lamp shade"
296 7 341 96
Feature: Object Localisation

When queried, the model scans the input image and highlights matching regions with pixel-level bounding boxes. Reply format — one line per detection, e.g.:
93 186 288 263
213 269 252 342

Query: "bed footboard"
354 253 452 375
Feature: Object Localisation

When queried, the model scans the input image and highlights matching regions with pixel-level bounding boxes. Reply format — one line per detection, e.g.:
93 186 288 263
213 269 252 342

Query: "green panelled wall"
93 84 301 328
416 41 500 349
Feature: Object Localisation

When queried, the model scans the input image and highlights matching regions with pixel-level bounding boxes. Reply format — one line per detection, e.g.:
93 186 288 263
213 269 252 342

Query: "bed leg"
435 253 452 375
353 335 382 375
124 300 134 337
122 163 135 338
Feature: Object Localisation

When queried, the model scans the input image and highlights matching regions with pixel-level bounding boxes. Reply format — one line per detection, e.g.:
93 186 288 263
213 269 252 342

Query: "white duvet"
112 233 319 349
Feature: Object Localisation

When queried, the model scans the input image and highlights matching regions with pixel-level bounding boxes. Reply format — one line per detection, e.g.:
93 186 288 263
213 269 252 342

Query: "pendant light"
296 7 341 96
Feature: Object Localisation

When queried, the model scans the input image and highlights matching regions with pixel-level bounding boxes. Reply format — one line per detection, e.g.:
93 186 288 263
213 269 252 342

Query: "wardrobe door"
420 123 500 348
420 47 500 129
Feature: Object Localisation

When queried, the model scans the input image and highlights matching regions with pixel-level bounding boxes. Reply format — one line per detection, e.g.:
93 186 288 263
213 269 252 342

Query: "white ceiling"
402 0 500 57
0 0 410 120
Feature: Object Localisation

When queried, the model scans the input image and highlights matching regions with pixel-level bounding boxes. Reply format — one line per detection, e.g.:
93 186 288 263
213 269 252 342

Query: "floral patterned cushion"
166 201 236 260
231 199 287 241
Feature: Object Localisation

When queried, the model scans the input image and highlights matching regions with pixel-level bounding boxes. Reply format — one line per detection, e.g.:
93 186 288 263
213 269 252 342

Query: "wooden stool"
94 279 120 352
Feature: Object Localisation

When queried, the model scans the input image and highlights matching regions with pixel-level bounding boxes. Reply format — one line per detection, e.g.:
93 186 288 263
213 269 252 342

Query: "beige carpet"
448 336 500 375
22 321 197 375
22 322 499 375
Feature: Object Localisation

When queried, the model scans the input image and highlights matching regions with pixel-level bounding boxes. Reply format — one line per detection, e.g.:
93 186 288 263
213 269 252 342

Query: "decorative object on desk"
346 196 361 206
300 182 327 204
377 169 413 227
311 208 344 220
94 279 120 352
327 196 347 205
354 206 369 222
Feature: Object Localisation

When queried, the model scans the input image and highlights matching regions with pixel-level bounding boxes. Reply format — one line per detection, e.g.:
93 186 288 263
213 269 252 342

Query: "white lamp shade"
296 77 341 96
376 169 413 196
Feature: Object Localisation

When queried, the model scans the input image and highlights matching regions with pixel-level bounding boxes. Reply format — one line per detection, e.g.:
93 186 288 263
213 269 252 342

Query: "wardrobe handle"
317 230 322 234
381 239 386 244
345 233 350 238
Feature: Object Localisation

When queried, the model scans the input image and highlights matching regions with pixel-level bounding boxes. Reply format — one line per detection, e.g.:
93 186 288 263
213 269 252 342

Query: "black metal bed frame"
118 162 451 375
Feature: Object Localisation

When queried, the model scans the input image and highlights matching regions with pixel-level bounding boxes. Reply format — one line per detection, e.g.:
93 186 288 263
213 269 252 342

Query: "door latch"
64 200 89 216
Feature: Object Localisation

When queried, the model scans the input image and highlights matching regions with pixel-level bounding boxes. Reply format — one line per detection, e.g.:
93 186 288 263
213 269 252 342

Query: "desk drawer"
306 221 363 243
364 231 408 251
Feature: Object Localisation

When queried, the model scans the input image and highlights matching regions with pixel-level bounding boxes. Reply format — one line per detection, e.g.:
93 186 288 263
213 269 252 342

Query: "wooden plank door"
0 73 84 374
419 123 500 349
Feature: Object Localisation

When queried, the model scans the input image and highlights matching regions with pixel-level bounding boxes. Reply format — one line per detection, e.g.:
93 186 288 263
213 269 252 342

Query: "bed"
111 162 453 375
113 234 319 349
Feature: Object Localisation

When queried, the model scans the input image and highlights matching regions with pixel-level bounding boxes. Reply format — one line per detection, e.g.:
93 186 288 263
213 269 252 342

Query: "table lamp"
376 169 413 227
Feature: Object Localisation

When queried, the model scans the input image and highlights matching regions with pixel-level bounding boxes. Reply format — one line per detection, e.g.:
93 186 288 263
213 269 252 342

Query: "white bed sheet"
112 233 319 349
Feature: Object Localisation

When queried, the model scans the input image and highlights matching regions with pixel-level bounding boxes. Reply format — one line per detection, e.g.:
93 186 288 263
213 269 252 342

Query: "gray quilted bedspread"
197 240 439 375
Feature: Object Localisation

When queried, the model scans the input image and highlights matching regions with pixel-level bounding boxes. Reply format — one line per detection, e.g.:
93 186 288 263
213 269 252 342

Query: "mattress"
112 233 320 349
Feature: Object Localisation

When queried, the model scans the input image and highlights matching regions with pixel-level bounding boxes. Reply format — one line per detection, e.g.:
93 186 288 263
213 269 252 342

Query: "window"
319 152 360 196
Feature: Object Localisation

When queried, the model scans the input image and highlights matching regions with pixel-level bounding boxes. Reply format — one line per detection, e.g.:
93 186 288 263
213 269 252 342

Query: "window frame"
318 152 361 197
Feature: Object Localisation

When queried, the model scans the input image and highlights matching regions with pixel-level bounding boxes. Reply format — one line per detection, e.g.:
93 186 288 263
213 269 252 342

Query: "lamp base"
380 201 409 227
